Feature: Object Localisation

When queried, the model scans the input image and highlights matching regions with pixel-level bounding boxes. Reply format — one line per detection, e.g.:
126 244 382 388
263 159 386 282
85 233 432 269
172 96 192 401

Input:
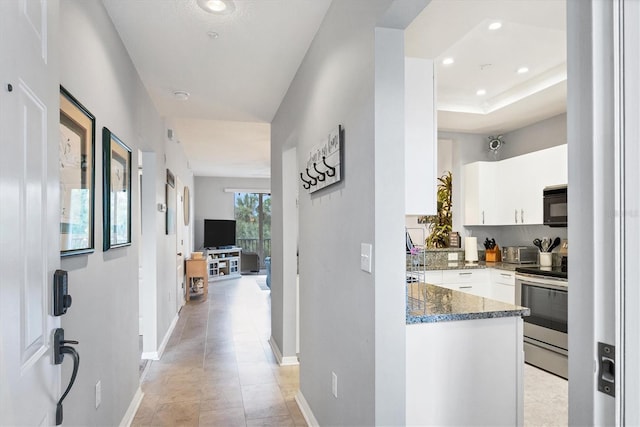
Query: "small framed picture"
102 127 132 251
59 87 95 256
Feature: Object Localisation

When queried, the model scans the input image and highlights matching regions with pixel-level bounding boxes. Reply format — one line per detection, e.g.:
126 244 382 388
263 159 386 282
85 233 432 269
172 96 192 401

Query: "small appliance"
543 185 568 227
501 246 538 264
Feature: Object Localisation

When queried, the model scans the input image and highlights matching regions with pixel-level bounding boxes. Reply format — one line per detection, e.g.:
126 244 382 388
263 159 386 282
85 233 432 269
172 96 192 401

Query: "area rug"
255 276 269 291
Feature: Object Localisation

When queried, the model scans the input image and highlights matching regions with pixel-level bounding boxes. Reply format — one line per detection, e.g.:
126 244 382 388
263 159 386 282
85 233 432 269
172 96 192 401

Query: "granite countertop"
424 261 522 271
406 282 530 324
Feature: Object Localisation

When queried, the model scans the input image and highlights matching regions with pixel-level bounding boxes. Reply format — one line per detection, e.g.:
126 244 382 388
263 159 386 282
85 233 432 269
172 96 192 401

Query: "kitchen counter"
406 282 530 324
406 281 527 426
424 260 526 271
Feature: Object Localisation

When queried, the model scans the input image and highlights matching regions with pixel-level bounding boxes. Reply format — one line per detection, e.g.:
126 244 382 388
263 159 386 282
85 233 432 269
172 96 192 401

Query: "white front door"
0 0 61 425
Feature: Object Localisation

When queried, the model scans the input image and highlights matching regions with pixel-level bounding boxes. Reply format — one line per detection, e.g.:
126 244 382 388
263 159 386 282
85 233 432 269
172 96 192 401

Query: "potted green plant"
424 171 452 248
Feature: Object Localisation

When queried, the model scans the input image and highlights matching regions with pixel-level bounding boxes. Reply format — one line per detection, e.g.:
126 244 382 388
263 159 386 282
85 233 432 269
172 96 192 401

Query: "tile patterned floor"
524 363 568 426
133 275 305 427
133 274 567 426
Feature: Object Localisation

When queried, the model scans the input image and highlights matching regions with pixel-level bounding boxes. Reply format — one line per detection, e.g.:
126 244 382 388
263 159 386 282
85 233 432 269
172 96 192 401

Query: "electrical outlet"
95 380 101 409
332 372 338 398
448 252 458 261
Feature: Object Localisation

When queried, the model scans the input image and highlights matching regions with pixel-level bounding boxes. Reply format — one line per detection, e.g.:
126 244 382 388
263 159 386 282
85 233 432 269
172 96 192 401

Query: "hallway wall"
58 1 193 425
270 1 427 424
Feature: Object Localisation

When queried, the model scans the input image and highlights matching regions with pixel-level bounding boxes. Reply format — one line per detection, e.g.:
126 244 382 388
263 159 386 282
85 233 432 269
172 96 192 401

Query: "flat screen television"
204 219 236 249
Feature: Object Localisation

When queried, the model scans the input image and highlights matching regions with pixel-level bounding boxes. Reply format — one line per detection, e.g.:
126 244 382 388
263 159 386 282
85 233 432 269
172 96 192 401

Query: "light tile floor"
524 363 568 426
133 275 306 427
133 274 567 426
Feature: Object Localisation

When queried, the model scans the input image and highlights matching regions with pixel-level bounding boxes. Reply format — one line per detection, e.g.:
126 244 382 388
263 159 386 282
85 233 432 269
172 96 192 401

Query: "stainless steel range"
515 265 568 379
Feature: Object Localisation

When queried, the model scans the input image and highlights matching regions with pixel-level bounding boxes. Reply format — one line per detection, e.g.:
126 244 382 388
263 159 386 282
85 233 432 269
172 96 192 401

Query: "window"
234 192 271 267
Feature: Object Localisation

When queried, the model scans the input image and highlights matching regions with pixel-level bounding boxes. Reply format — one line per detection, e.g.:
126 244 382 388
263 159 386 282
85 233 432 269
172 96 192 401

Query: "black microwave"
543 185 567 227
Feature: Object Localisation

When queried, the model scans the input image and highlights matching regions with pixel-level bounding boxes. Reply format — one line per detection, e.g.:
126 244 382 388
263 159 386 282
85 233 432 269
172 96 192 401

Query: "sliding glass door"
234 192 271 268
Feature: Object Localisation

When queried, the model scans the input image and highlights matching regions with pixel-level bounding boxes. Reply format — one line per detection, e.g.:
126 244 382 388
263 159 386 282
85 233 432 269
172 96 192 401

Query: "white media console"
206 247 241 282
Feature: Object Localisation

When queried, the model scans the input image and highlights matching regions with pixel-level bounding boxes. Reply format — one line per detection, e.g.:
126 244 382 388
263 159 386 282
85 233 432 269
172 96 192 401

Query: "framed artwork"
102 127 132 251
59 86 95 256
166 169 176 235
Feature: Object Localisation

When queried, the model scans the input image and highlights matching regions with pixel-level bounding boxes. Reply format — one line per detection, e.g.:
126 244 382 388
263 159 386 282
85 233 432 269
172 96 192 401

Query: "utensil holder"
485 246 501 263
539 252 553 267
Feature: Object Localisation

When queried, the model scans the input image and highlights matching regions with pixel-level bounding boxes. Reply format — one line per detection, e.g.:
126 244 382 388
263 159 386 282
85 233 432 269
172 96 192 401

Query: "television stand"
206 247 241 282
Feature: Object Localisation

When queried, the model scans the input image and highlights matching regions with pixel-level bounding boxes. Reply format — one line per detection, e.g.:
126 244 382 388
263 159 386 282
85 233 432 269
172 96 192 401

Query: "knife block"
485 245 501 262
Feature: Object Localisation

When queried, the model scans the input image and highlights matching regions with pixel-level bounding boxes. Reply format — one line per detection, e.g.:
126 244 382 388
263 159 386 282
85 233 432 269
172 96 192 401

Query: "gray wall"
271 1 425 424
440 113 568 250
193 176 270 250
58 1 193 424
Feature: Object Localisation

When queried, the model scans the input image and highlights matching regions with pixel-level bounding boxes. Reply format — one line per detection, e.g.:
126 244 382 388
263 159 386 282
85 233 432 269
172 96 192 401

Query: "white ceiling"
103 0 566 178
406 0 567 134
102 0 332 178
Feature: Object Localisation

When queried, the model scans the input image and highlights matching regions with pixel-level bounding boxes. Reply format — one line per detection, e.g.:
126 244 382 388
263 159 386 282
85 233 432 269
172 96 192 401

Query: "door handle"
177 252 182 256
54 328 80 425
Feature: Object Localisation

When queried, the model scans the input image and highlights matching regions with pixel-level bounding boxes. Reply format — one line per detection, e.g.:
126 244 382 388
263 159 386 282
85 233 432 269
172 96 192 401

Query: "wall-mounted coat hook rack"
312 162 326 181
322 156 336 177
300 124 343 194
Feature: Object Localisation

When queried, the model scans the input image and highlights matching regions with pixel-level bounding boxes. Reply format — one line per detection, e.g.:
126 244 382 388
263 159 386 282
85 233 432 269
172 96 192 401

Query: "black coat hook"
312 163 326 181
322 156 336 177
305 168 318 186
300 172 312 189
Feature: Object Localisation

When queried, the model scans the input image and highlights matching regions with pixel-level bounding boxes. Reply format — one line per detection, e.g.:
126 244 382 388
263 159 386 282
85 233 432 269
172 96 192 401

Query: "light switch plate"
448 252 458 261
360 243 372 273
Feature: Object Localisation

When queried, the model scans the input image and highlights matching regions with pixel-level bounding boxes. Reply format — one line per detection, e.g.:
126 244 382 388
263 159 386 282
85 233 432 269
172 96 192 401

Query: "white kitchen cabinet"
405 57 437 215
463 161 498 225
463 145 568 226
424 270 443 285
440 269 491 298
490 269 516 304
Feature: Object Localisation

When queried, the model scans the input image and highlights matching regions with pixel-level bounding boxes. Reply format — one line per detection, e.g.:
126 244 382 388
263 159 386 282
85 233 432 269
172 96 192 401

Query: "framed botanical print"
102 127 132 251
59 86 95 256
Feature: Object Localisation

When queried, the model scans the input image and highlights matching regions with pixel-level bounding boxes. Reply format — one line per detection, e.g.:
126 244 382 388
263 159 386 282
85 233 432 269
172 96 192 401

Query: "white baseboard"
141 313 179 361
295 390 318 427
119 387 143 427
269 336 299 366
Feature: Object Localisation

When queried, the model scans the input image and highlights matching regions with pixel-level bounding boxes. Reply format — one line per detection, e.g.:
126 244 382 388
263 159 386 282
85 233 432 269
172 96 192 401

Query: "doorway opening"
234 192 271 269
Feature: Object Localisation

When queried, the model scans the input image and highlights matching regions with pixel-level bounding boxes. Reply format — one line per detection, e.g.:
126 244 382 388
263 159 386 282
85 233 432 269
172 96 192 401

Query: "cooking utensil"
533 238 543 252
547 237 561 252
542 237 551 252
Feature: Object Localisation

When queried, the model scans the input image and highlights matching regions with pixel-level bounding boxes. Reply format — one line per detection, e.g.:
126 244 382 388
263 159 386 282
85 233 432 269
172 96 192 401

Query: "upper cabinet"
405 57 437 215
464 144 568 226
464 161 498 225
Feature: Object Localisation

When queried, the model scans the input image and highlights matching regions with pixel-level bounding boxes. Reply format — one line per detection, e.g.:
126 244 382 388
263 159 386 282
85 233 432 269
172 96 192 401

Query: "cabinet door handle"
459 285 473 289
482 210 485 224
515 209 518 223
459 272 473 276
521 209 524 223
500 273 512 277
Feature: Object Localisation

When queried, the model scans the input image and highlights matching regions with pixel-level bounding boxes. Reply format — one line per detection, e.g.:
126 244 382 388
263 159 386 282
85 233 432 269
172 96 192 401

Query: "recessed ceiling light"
197 0 235 14
207 31 219 39
517 66 529 74
488 21 502 30
442 57 454 66
173 91 190 101
476 89 487 96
